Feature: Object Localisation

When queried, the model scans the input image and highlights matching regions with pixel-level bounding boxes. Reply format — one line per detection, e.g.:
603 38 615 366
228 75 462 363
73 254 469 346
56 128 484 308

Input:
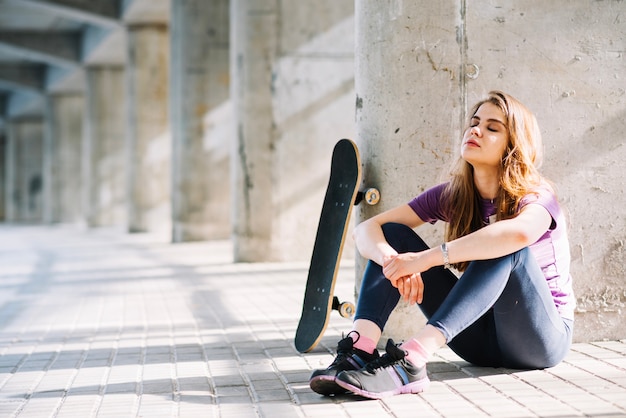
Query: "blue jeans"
355 223 573 369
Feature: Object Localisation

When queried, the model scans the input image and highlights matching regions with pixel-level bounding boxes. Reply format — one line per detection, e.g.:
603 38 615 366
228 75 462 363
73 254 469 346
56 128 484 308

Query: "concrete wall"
230 0 356 262
273 5 357 262
355 0 626 343
464 1 626 342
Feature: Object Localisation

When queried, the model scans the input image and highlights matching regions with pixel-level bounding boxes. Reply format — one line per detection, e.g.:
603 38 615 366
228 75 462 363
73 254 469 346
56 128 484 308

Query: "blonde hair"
444 91 545 271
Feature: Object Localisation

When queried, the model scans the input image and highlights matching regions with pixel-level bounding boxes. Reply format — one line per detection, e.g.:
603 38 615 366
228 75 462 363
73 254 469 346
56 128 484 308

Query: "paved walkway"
0 225 625 418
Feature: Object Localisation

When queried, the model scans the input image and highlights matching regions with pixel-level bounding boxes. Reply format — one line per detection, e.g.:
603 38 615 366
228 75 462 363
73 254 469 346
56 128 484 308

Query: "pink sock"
400 338 429 367
349 332 377 355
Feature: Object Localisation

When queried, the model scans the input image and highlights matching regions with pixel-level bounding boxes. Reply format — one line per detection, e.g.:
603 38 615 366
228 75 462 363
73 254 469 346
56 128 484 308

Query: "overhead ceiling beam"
5 90 44 118
121 0 169 25
0 31 81 68
0 63 46 92
3 0 122 28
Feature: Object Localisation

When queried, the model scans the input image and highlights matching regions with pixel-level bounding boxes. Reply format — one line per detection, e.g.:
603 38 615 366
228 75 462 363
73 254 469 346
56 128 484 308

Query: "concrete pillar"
170 0 230 242
0 130 5 221
4 124 15 222
355 1 626 343
231 0 355 262
462 1 626 342
83 66 126 227
44 94 84 224
4 118 45 223
125 24 171 235
355 1 463 344
230 0 277 261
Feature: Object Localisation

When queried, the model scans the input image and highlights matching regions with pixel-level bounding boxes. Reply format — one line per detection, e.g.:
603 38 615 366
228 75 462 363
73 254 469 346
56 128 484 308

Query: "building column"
44 94 84 224
231 0 355 262
4 118 45 223
170 0 230 242
4 123 15 222
125 24 170 235
0 129 5 221
354 1 463 343
83 66 126 228
230 0 277 261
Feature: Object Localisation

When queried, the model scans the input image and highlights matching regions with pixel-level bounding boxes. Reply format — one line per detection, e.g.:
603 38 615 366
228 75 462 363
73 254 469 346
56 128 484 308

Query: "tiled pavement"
0 224 625 418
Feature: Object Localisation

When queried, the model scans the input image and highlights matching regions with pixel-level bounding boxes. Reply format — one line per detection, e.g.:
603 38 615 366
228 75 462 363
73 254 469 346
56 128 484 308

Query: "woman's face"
461 102 510 170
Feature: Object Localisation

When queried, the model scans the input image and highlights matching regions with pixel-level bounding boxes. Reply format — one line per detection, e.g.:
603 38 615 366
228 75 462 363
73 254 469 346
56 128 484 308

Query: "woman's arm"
383 203 553 282
353 204 426 267
446 203 552 265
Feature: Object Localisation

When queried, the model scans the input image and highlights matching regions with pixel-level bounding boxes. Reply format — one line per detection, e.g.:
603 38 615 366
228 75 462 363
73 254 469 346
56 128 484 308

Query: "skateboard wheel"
364 188 380 205
338 302 355 318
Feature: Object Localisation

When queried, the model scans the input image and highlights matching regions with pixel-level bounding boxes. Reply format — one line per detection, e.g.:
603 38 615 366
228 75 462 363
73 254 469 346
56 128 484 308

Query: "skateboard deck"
295 139 362 353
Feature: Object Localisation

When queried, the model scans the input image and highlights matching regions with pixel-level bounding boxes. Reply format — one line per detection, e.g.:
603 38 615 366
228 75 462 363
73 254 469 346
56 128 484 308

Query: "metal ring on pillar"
466 63 480 80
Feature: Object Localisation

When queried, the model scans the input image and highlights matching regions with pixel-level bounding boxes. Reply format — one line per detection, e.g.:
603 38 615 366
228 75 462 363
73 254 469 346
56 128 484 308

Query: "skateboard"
294 139 379 353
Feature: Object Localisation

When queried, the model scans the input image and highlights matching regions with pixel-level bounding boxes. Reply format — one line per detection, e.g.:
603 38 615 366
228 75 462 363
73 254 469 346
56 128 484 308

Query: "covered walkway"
0 225 625 417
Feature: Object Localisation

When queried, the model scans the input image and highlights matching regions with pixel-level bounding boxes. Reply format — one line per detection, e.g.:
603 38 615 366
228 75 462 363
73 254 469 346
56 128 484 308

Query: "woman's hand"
395 272 424 304
383 251 431 283
383 252 431 304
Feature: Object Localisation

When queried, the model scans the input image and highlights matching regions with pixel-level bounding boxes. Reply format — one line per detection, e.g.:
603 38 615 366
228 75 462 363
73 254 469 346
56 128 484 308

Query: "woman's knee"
510 246 533 266
380 223 429 253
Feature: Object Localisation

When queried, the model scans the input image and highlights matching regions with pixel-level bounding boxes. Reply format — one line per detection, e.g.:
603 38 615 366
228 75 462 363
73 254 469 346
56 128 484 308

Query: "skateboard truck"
354 187 380 206
332 296 355 318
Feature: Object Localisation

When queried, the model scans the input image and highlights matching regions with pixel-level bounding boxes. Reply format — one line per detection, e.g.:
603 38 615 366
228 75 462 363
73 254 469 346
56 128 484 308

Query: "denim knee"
380 223 429 253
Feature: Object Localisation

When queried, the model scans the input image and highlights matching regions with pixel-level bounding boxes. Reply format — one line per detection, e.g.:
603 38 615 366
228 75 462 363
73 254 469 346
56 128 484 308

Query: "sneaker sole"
309 375 349 396
335 376 430 399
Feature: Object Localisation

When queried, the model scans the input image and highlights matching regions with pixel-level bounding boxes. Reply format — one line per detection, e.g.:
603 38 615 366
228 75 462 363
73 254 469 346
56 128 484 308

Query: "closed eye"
470 116 506 131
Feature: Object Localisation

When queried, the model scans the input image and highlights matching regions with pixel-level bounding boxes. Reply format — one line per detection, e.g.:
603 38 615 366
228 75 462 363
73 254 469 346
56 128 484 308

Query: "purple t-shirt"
408 182 575 320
